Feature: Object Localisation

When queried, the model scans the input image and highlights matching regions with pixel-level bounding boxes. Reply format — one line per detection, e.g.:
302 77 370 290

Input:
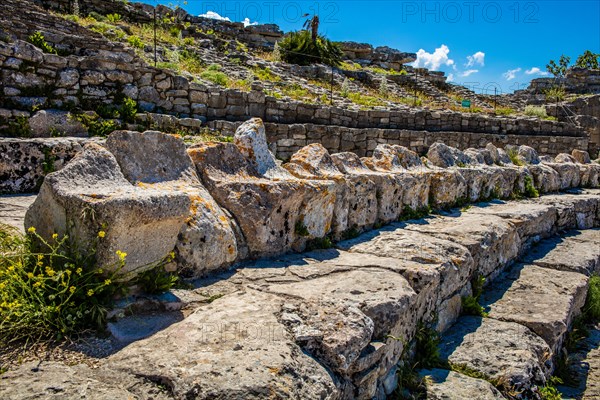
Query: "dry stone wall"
0 0 587 148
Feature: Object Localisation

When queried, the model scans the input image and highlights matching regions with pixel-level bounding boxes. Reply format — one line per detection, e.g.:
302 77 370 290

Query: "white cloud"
466 51 485 67
199 11 231 21
461 69 479 77
242 17 258 27
411 44 455 71
525 67 550 76
503 67 522 81
446 73 454 82
199 11 258 27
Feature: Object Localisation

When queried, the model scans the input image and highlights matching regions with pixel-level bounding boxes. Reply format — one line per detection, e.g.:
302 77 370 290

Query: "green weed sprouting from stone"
523 175 539 198
119 97 138 123
127 35 144 49
506 148 525 166
539 376 563 400
0 224 127 345
27 31 57 54
461 275 488 317
294 219 310 237
583 275 600 320
305 236 333 251
106 13 122 23
135 253 179 295
414 322 441 369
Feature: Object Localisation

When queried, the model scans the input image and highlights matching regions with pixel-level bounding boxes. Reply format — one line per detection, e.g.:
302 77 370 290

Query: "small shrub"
272 41 282 61
461 296 488 317
201 69 229 86
544 86 566 102
6 116 32 138
74 113 119 137
379 78 389 98
539 376 563 400
523 175 539 198
88 11 107 22
0 225 126 344
524 105 548 118
305 236 333 251
495 107 515 116
27 31 57 54
340 78 350 98
135 259 178 295
506 148 525 166
278 30 343 66
119 97 137 123
341 227 360 241
294 219 310 237
127 35 144 49
583 275 600 321
399 205 431 221
252 66 280 82
414 323 440 368
106 13 122 23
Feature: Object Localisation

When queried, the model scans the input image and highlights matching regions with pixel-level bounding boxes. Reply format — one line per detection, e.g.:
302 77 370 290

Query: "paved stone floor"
0 194 37 232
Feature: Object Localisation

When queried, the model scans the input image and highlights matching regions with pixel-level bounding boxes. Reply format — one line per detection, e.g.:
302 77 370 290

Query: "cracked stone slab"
440 316 552 393
419 368 506 400
104 290 341 399
521 229 600 276
0 194 36 232
482 263 588 353
0 361 170 400
404 212 520 280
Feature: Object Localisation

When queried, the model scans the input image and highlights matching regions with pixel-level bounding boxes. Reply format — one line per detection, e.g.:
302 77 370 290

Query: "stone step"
433 230 597 397
439 316 552 395
3 192 600 399
482 263 588 354
419 368 507 400
521 229 600 276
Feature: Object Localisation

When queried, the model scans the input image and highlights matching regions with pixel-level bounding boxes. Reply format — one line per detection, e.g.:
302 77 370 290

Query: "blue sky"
141 0 600 93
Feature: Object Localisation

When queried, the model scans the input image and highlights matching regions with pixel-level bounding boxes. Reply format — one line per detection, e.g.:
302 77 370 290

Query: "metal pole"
330 66 334 106
154 5 157 67
494 87 497 109
414 69 418 106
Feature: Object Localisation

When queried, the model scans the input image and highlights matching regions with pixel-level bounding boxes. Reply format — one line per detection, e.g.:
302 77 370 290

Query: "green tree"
546 55 571 78
575 50 600 70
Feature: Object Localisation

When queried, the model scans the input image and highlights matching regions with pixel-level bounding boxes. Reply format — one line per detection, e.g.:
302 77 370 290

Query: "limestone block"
24 143 190 275
106 130 238 277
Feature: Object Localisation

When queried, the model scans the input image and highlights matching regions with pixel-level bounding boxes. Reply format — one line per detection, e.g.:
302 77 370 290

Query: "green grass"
524 105 549 118
523 175 539 198
494 107 516 116
347 92 386 108
506 148 525 166
305 236 333 251
135 259 178 295
539 376 563 400
414 323 441 368
200 65 229 86
127 35 144 49
583 275 600 320
461 275 488 317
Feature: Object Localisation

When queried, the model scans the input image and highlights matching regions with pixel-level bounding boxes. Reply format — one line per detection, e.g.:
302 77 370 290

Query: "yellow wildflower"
52 233 58 240
97 231 106 238
27 227 36 234
33 281 42 288
27 272 34 279
104 279 112 286
45 267 55 277
7 266 15 272
65 269 72 276
76 268 82 275
87 289 94 297
69 286 76 294
116 250 127 261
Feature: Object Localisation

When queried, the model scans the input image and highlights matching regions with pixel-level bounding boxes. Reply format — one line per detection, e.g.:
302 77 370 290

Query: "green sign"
461 100 471 108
